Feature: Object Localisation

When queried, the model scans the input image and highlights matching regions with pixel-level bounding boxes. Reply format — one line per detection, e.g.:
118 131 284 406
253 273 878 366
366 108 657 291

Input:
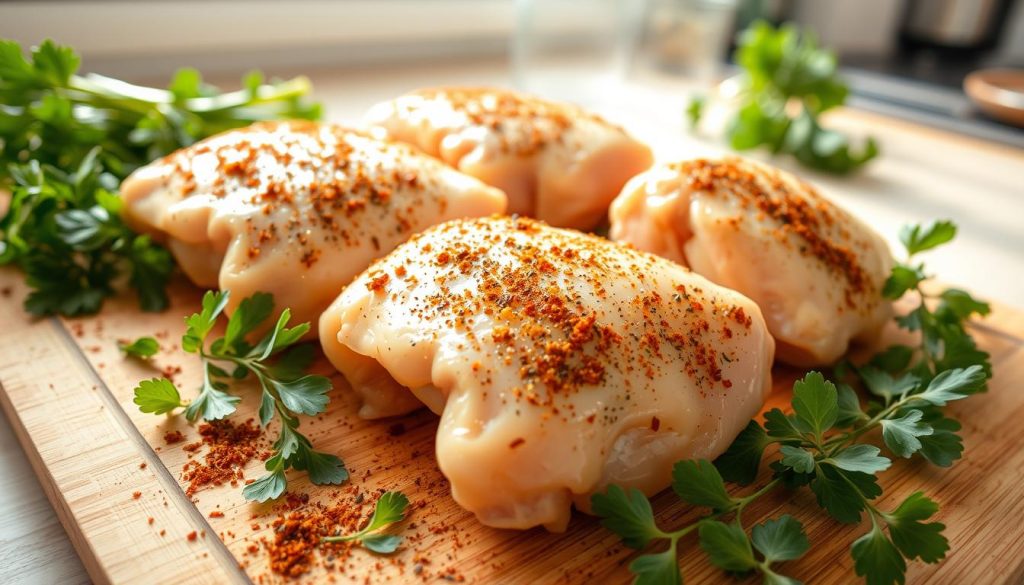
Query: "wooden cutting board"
1 268 1023 585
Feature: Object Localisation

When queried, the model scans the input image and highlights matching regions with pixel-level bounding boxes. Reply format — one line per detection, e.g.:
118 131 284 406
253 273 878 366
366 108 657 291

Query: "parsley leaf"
132 378 183 414
881 410 933 458
899 221 957 256
241 460 287 502
852 525 906 585
810 464 880 524
271 375 332 416
911 366 986 406
883 492 948 563
791 372 838 440
630 550 682 585
714 420 770 485
751 515 809 563
322 491 409 554
828 445 891 474
591 485 666 549
672 460 735 510
779 446 816 474
698 520 757 572
119 336 159 358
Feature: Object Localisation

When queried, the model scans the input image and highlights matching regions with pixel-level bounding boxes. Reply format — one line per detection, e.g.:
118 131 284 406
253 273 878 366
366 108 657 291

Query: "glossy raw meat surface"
120 121 506 332
320 216 774 531
363 87 653 230
610 157 893 366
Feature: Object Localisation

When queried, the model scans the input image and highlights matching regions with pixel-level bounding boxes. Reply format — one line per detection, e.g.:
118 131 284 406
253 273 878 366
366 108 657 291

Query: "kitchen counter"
2 59 1022 584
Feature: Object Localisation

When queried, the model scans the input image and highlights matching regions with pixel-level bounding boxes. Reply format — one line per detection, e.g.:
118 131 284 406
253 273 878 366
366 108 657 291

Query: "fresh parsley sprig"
593 220 991 585
132 290 347 502
689 20 878 174
0 38 321 316
322 491 410 554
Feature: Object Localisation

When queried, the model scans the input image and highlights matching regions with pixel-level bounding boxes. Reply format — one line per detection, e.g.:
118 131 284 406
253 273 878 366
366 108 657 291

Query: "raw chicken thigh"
320 216 774 531
610 157 893 366
363 87 653 230
120 121 506 331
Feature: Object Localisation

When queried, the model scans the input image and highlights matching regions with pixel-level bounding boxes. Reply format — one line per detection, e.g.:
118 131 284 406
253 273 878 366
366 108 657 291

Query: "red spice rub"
181 419 266 496
353 216 752 422
159 121 440 267
673 158 875 307
403 88 625 157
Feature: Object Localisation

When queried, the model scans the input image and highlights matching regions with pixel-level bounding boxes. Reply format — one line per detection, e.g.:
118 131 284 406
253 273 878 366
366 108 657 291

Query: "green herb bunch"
592 220 992 585
0 39 321 316
132 290 347 502
688 20 878 174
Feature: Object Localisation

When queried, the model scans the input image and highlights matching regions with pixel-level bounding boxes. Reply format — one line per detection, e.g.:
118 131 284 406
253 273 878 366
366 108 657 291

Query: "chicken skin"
320 216 774 531
363 87 653 230
120 121 506 331
610 157 892 366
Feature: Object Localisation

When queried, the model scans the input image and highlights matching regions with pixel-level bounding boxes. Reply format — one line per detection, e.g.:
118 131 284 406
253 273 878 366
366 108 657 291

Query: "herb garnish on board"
132 290 347 502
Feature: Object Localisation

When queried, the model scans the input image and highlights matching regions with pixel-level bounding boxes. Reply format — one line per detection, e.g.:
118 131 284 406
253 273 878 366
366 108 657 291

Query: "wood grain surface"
1 267 1022 584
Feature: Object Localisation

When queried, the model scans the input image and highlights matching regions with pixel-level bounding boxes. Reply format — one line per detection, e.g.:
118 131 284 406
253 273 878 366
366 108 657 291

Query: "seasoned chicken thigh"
320 216 774 531
363 87 653 230
610 157 892 366
120 121 506 331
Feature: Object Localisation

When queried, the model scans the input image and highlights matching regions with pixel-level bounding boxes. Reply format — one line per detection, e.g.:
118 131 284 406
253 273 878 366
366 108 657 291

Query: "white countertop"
2 59 1022 585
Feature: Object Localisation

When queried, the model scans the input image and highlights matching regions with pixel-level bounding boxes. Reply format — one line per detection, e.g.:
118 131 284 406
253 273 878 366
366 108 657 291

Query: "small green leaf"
852 524 906 585
884 492 948 563
883 264 925 299
698 520 757 572
591 486 665 549
810 464 880 524
119 336 159 358
916 413 963 468
779 446 816 474
835 383 866 428
272 374 332 416
828 444 891 474
184 383 240 422
791 372 838 437
751 515 809 563
714 420 770 485
258 390 276 427
362 491 409 532
133 378 182 414
858 368 919 402
183 290 230 352
900 220 957 256
936 288 990 321
629 550 682 585
223 291 274 352
299 449 349 485
242 466 287 502
913 365 986 406
361 534 403 554
672 460 735 510
881 410 933 458
764 409 805 442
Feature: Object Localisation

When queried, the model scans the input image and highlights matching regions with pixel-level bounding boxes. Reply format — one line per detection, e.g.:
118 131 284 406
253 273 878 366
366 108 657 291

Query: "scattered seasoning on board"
163 430 186 444
181 418 267 496
131 491 142 500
